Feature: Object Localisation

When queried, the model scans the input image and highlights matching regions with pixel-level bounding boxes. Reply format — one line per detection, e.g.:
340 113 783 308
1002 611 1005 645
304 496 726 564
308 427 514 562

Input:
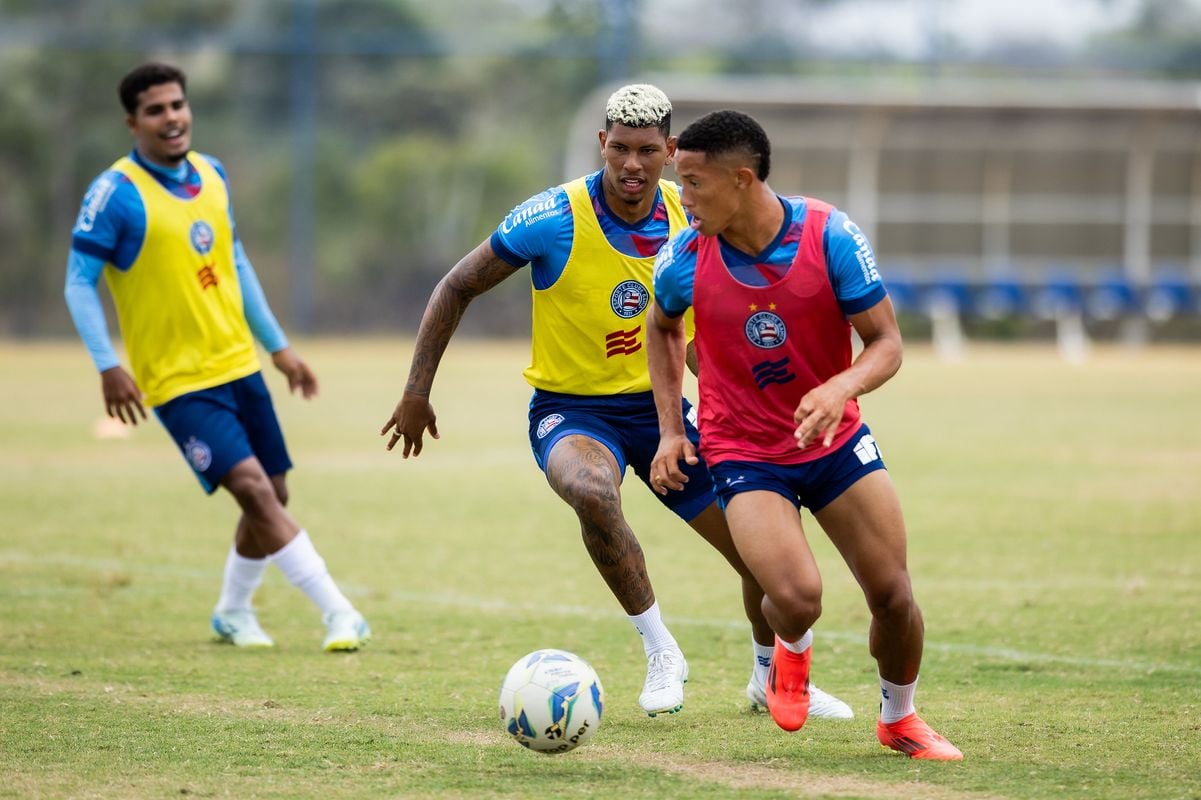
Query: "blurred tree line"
1 0 1198 337
0 0 622 337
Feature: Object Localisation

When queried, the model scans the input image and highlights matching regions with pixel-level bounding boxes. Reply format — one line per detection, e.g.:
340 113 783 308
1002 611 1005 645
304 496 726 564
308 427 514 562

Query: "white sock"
268 530 354 616
752 638 773 685
628 600 679 656
215 547 267 613
879 675 918 723
779 628 813 654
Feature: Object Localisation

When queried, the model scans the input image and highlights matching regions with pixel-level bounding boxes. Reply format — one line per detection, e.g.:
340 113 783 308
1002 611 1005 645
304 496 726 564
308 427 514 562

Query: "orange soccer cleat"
765 636 811 732
876 713 964 761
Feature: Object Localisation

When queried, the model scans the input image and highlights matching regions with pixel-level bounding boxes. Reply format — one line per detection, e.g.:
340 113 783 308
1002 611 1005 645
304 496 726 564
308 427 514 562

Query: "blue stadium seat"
975 276 1027 319
883 272 921 314
924 272 973 317
1144 273 1195 322
1086 272 1139 321
921 272 970 360
1031 272 1085 319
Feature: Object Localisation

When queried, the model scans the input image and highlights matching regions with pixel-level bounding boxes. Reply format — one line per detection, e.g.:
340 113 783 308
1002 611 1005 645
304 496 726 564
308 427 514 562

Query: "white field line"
4 550 1200 675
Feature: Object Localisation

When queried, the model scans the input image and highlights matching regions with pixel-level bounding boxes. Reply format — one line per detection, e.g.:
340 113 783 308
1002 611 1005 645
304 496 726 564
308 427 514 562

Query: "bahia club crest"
745 310 787 349
610 280 649 319
190 220 216 255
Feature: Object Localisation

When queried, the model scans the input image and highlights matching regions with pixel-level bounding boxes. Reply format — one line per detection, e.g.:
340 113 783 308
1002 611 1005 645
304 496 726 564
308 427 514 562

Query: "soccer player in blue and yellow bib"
65 62 370 652
380 85 850 718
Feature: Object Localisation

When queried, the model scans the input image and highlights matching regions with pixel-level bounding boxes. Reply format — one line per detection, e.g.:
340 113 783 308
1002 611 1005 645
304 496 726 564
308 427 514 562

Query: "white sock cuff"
230 546 268 567
268 529 313 562
753 637 774 669
780 628 813 654
269 530 354 615
216 546 268 613
629 600 678 655
270 530 329 587
879 674 918 723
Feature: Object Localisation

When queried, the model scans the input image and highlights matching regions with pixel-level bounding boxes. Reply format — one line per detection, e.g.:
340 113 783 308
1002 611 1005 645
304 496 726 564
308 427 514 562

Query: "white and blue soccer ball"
499 649 604 754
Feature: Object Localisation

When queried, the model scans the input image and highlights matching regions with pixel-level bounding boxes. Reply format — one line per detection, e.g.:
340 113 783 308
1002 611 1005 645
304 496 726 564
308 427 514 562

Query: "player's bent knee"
767 587 822 629
270 479 289 507
559 478 622 526
225 469 283 518
864 578 917 621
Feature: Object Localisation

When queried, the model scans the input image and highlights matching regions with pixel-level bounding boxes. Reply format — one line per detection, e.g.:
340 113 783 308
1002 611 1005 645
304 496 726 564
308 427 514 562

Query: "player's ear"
665 135 678 164
598 129 607 154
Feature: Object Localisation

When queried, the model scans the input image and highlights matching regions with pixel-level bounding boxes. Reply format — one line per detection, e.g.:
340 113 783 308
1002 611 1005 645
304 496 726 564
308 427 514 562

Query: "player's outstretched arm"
794 296 903 448
381 240 519 458
646 301 696 494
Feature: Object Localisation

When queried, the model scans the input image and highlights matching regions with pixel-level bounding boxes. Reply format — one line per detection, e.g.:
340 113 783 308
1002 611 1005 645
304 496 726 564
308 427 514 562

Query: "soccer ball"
498 649 604 754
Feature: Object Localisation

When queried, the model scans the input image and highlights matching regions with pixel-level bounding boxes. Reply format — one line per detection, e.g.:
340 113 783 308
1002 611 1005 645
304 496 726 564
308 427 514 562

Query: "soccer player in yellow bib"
380 84 851 718
65 62 370 652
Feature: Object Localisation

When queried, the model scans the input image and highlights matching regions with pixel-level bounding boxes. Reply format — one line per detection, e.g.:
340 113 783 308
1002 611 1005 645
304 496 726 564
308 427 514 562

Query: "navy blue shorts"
710 424 887 513
528 389 714 522
154 372 293 494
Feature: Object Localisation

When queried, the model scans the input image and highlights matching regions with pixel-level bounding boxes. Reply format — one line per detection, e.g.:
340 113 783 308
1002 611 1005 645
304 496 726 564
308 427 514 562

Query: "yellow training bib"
106 153 259 407
523 178 688 395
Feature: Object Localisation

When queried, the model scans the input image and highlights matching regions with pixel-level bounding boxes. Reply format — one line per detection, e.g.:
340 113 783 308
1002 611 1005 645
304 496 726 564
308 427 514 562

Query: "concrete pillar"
847 110 888 244
1190 143 1201 282
982 152 1013 275
1124 122 1157 286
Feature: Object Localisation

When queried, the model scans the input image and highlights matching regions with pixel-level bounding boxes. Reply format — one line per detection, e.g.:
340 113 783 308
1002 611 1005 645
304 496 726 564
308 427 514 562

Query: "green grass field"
1 339 1198 799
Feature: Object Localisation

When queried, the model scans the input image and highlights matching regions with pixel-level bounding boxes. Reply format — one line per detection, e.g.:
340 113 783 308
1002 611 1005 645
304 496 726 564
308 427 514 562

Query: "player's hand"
271 347 318 399
649 432 697 495
380 390 440 458
100 366 146 426
793 378 852 448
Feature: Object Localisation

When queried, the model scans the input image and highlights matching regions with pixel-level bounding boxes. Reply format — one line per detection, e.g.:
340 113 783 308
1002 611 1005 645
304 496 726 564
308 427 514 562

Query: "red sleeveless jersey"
693 198 861 466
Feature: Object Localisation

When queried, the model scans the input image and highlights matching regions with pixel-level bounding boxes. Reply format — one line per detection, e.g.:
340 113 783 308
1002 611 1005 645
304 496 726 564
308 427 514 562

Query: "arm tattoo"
404 246 517 395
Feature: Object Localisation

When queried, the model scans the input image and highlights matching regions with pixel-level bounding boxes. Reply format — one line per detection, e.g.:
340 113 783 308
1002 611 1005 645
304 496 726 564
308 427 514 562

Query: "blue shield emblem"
190 221 215 255
610 281 649 319
745 311 787 349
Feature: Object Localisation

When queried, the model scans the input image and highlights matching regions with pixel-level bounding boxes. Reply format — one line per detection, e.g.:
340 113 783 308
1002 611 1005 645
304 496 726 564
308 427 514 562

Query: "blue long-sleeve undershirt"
63 241 289 373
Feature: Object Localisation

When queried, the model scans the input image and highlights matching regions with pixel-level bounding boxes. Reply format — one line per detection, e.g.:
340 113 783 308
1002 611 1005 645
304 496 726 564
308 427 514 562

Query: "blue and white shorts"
710 424 887 513
528 389 714 522
154 371 292 494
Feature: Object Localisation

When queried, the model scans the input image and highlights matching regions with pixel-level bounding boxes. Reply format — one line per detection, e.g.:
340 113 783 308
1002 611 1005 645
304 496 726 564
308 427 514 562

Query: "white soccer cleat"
808 682 854 719
211 609 275 648
747 674 768 709
747 672 854 719
640 649 688 716
321 609 371 652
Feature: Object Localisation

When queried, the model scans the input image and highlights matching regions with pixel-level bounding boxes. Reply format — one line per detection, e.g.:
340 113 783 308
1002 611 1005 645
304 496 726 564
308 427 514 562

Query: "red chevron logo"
605 326 641 358
197 264 218 290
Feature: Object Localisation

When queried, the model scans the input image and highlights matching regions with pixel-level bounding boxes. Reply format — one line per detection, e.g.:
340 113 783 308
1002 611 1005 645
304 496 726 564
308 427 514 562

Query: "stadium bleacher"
883 271 1200 359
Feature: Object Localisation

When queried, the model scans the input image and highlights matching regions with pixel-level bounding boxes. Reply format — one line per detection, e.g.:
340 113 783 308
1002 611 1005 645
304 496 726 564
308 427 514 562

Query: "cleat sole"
323 639 370 652
213 634 274 648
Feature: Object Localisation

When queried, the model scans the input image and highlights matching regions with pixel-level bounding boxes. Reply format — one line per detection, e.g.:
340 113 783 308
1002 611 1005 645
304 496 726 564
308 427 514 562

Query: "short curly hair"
676 109 771 181
605 83 672 137
119 62 187 115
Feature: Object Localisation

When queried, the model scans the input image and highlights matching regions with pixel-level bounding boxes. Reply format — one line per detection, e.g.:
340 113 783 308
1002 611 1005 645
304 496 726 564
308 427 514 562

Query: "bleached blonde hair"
605 83 672 133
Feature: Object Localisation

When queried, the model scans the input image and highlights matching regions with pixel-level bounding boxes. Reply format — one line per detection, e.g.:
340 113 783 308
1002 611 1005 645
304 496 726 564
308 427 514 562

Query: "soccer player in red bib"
381 86 850 719
647 110 962 760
